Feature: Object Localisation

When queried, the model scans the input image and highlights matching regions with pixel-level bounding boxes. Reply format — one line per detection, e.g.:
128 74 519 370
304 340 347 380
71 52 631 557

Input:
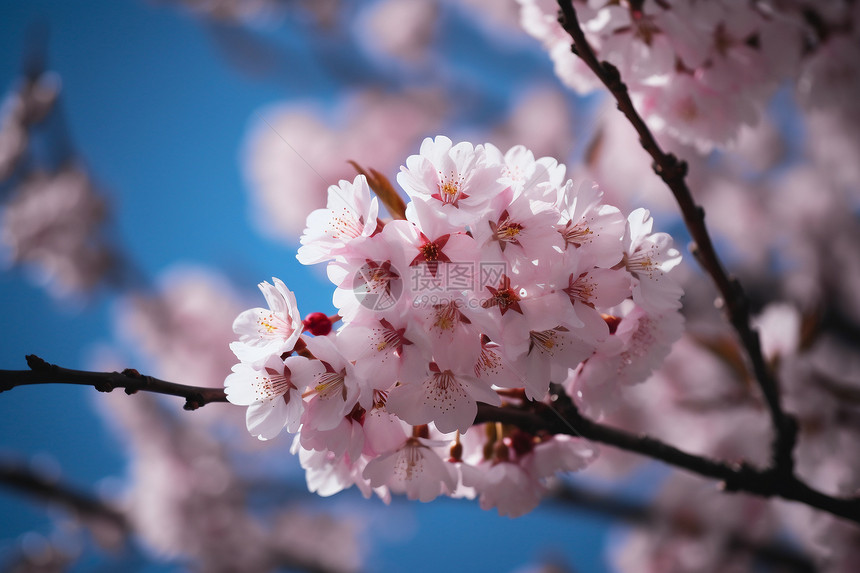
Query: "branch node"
26 355 52 371
601 61 623 91
94 380 115 393
774 414 798 477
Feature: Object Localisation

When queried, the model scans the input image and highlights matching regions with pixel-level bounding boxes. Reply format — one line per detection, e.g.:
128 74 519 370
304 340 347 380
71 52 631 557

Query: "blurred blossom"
116 266 243 389
98 391 362 572
242 90 445 242
576 101 707 215
154 0 348 27
753 303 801 362
456 0 522 32
798 30 860 114
114 266 251 429
489 86 575 162
611 473 776 573
773 166 860 319
0 71 60 181
4 534 74 573
270 509 363 573
518 0 805 151
602 332 772 469
100 391 271 569
0 166 114 298
805 108 860 192
698 177 772 267
155 0 284 25
725 116 785 174
360 0 439 64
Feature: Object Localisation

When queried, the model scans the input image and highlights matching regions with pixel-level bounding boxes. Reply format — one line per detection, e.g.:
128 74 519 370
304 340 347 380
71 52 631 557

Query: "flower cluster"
225 136 684 516
518 0 802 151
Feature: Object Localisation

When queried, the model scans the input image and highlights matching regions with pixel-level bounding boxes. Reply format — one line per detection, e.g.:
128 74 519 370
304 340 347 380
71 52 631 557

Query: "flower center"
482 287 521 314
421 242 439 261
626 248 658 278
559 220 592 249
529 329 560 356
327 207 364 239
314 370 347 400
440 180 459 199
563 272 595 306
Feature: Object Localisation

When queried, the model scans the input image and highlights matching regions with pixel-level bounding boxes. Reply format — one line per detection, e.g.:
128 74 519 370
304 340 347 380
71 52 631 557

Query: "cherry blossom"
227 137 684 513
229 278 304 365
225 354 323 439
397 135 505 225
623 208 683 313
363 436 458 502
517 0 806 150
387 360 501 434
296 175 379 265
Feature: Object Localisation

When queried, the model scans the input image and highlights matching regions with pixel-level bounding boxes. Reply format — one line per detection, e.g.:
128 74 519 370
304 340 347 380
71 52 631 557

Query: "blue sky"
0 2 638 571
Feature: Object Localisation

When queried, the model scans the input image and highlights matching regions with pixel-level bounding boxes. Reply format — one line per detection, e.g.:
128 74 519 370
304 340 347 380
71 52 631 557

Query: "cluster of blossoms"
225 136 684 516
1 166 114 297
518 0 803 150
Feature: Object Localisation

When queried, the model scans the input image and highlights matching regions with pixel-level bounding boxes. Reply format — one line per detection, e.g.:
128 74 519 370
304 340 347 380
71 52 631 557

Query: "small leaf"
349 160 407 220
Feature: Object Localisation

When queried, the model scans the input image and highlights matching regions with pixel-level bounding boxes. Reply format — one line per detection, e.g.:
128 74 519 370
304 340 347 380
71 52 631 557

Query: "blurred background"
1 1 859 572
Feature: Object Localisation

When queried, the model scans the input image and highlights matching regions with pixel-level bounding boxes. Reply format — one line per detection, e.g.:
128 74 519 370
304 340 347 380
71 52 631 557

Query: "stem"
0 355 228 411
555 0 796 477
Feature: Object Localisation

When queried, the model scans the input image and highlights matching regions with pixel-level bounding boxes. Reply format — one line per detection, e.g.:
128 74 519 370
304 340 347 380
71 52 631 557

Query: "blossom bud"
303 312 333 336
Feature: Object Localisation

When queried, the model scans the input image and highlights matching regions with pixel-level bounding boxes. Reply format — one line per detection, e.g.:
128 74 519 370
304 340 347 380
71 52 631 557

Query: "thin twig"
554 0 797 478
0 355 228 410
476 386 860 526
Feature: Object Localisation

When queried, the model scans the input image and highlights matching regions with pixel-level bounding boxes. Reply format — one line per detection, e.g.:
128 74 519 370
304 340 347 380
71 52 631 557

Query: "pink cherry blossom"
363 437 458 502
396 135 505 225
225 354 323 439
386 361 501 434
624 208 683 313
230 278 304 365
227 137 685 511
296 175 379 265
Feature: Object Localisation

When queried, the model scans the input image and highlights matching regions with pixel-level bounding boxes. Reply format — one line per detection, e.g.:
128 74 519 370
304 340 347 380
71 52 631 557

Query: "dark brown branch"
554 0 796 478
2 355 858 525
477 386 860 526
0 355 228 411
0 459 129 535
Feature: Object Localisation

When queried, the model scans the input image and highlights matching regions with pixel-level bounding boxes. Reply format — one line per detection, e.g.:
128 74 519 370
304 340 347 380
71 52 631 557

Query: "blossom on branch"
226 136 684 514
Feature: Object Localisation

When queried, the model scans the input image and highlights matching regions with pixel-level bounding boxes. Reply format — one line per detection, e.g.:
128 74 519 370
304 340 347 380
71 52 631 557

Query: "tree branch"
0 459 129 535
0 355 228 411
477 386 860 526
554 0 796 478
2 355 858 524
